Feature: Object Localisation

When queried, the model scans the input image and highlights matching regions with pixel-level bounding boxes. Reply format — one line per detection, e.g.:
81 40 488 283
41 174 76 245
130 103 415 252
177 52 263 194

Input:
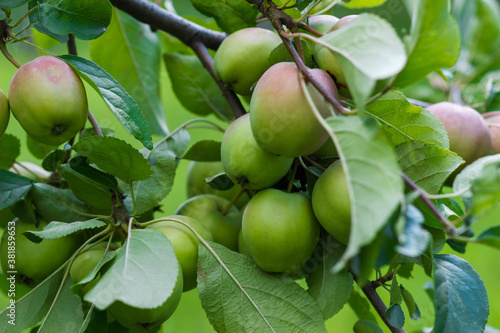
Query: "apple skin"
108 262 183 330
427 102 491 166
8 56 88 146
1 219 78 284
0 88 9 137
221 114 294 189
311 160 351 245
308 15 339 34
146 215 213 291
249 62 338 158
313 15 359 86
186 161 250 209
486 115 500 154
213 27 282 96
176 195 242 251
70 242 110 295
242 189 320 272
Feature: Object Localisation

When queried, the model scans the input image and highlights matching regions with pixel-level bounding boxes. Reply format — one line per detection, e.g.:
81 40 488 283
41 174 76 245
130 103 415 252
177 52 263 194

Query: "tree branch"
108 0 226 50
190 40 246 118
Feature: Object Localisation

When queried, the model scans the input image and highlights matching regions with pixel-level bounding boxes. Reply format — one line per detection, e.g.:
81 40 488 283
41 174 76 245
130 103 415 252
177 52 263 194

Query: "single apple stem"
88 110 104 136
401 173 456 236
296 22 323 37
483 111 500 118
302 155 327 171
0 42 21 68
287 158 300 193
9 5 38 29
221 186 245 215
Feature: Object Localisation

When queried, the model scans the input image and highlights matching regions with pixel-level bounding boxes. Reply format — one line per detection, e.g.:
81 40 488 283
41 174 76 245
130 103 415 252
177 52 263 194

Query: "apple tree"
0 0 500 332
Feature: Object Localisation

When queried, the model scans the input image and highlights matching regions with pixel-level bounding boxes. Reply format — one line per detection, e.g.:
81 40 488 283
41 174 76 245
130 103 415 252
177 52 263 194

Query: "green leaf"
365 91 449 149
28 1 69 43
26 135 58 160
0 0 29 8
68 156 118 189
348 289 377 322
433 254 488 333
90 8 167 136
182 140 221 161
163 53 232 121
396 205 431 257
123 140 177 215
72 251 117 295
189 0 258 33
23 220 106 243
401 287 420 320
473 226 500 249
205 173 235 191
0 10 5 20
353 320 384 333
0 169 33 211
466 0 500 66
59 55 153 150
317 14 406 105
327 116 403 270
389 275 402 305
197 242 327 333
395 141 463 194
37 277 85 332
453 155 500 220
38 0 112 40
73 136 153 182
85 229 180 309
0 271 78 333
395 0 460 87
41 149 66 172
0 134 20 169
31 183 94 222
307 234 353 320
385 304 405 328
341 0 387 8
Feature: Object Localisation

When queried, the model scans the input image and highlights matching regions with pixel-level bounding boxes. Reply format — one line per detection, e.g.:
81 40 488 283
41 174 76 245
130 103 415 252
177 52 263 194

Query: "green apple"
242 189 320 272
186 161 250 209
108 262 183 330
176 195 242 251
313 15 359 86
307 15 339 34
427 102 491 166
8 56 88 146
0 88 9 137
213 27 282 96
1 219 78 284
221 114 293 189
250 62 338 157
237 230 251 257
486 115 500 154
311 160 351 244
146 215 213 291
70 242 110 295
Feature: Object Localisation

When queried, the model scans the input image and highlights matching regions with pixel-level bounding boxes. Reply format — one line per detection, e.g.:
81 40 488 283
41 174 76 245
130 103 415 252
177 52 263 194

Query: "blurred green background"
0 1 499 332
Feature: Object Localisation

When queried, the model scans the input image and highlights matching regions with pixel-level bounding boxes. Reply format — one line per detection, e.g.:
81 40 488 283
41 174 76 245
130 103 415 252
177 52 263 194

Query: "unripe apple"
313 15 359 86
307 15 339 34
486 115 500 154
8 56 88 146
70 242 111 295
221 114 294 189
0 88 10 137
427 102 491 166
213 27 282 96
176 195 242 251
242 189 320 272
1 219 78 284
185 161 250 209
311 160 351 244
250 62 338 157
146 215 214 291
108 262 183 330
